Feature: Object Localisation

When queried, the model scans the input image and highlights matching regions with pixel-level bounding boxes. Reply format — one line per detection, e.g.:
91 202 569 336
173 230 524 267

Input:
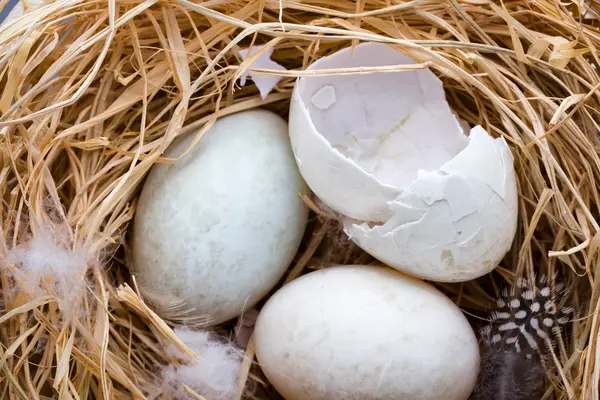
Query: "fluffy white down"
1 224 91 320
159 328 242 400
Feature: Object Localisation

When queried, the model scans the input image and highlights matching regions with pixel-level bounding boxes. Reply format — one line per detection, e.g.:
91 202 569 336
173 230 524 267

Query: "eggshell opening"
289 42 518 282
290 42 469 222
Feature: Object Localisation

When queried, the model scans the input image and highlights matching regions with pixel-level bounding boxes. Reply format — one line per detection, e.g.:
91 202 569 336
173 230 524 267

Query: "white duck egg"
131 109 309 327
288 42 518 282
254 265 480 400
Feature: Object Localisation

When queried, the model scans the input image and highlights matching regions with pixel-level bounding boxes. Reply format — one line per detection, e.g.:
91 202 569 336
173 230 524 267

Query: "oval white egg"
288 42 518 282
254 265 480 400
131 109 309 326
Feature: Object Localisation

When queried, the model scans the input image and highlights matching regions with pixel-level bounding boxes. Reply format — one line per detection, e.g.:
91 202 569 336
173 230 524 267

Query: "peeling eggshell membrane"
288 42 518 282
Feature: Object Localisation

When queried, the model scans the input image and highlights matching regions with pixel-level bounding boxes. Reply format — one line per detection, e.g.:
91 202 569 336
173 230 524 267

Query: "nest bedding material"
0 0 600 399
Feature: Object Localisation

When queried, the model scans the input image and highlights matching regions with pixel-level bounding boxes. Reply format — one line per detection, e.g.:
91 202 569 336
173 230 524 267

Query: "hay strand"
0 0 600 398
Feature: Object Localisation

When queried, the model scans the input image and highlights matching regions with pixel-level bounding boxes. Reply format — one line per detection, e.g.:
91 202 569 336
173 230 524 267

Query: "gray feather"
471 344 546 400
471 274 572 400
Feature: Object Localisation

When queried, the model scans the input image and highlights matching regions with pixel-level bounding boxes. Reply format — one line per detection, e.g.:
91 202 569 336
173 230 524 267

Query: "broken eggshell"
239 44 286 100
288 42 518 282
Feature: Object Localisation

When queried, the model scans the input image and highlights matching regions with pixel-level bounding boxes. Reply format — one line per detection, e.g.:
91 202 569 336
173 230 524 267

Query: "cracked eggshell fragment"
345 127 518 282
289 42 468 223
289 42 518 282
239 45 287 100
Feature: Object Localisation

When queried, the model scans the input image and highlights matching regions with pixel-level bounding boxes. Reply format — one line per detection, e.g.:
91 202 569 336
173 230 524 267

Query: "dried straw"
0 0 600 398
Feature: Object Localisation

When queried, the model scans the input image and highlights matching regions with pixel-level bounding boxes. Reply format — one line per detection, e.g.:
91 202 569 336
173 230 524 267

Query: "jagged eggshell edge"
288 42 466 223
344 126 519 282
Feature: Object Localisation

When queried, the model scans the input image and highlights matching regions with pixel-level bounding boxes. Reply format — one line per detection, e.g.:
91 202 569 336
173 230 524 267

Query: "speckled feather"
470 275 572 400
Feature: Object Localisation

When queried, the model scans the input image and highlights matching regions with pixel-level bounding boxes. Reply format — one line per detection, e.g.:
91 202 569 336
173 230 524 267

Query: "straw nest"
1 0 600 399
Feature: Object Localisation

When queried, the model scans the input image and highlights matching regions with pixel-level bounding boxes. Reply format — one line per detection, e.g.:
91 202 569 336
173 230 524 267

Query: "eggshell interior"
289 42 518 282
290 42 468 222
300 44 468 189
131 109 309 326
254 265 480 400
345 126 518 282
